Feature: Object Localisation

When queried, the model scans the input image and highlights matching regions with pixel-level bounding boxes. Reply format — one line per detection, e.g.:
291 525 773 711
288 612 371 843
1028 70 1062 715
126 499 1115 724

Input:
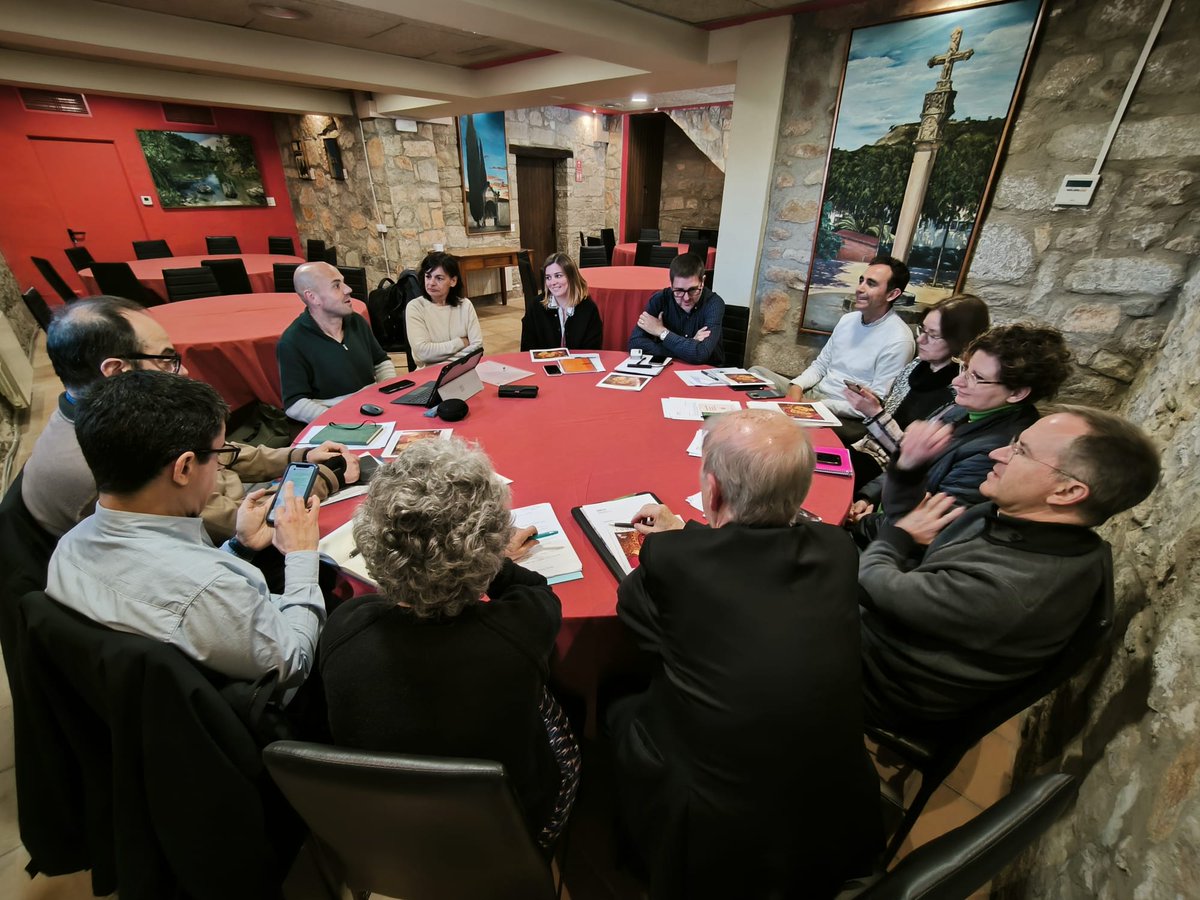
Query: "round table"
584 266 670 351
611 242 716 269
80 254 303 303
148 292 368 411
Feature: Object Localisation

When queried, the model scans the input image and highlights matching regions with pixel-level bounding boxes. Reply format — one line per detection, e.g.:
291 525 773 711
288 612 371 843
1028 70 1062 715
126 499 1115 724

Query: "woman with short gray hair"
319 438 579 849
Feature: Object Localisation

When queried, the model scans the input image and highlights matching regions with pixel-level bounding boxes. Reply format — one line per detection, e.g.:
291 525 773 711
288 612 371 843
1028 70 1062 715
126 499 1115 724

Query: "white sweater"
405 296 484 367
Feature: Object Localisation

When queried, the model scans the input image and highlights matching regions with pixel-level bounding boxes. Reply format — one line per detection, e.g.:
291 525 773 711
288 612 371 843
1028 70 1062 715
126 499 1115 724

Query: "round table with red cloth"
611 242 716 269
148 292 368 411
80 253 303 304
585 266 672 351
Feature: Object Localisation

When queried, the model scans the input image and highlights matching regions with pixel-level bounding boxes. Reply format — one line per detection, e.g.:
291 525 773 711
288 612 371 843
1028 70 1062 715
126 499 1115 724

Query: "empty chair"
64 246 94 272
306 238 327 262
323 246 338 266
31 257 78 303
163 267 222 303
600 227 616 264
633 239 655 267
267 236 296 256
578 245 608 268
205 235 241 255
648 244 680 268
678 227 704 243
200 258 253 296
264 741 556 900
340 265 368 302
89 262 158 306
273 262 301 294
21 287 52 331
515 250 542 310
578 230 587 248
638 227 661 242
687 240 711 264
132 239 173 260
701 227 719 247
721 305 749 368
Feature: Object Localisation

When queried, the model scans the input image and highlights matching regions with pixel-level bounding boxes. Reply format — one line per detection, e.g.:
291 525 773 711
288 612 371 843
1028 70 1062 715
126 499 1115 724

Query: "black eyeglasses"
126 352 183 374
917 324 945 341
952 357 1004 386
671 286 703 299
196 444 241 467
1005 437 1087 485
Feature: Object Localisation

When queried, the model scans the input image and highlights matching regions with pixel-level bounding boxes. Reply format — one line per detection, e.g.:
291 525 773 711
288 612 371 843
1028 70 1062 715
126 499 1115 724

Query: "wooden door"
515 154 557 272
624 114 666 242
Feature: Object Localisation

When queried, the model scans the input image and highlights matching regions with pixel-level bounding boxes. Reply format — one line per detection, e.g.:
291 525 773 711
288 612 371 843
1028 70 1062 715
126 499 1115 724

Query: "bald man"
276 261 396 422
608 409 880 898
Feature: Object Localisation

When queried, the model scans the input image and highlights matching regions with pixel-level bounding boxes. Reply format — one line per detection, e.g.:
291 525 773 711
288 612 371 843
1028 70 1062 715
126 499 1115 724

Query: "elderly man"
22 296 356 542
627 252 725 364
859 406 1161 730
277 261 396 422
609 409 880 899
47 370 326 688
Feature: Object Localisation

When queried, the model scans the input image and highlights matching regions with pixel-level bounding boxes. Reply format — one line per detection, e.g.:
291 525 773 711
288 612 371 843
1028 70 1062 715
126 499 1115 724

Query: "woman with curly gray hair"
318 438 579 850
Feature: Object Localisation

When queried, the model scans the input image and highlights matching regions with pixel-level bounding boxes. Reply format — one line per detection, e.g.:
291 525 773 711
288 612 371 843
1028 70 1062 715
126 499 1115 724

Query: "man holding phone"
47 371 327 690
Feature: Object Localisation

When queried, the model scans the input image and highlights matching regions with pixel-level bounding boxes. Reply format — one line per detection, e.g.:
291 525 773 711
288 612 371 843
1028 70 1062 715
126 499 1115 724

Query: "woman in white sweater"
405 251 483 367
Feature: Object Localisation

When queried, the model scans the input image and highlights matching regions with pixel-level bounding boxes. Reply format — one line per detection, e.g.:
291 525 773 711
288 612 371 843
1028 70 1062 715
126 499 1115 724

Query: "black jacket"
520 297 604 351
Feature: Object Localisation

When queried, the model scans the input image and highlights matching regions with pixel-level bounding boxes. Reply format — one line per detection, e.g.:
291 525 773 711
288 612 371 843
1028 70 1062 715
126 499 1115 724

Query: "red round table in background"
585 266 670 351
148 292 368 411
80 253 303 303
611 242 716 269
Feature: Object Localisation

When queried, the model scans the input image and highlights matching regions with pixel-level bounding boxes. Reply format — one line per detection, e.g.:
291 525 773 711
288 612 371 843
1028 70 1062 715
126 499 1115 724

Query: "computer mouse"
359 403 384 416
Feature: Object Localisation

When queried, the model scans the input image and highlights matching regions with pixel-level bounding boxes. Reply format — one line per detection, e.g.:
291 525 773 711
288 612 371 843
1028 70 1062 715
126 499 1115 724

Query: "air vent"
163 103 215 125
19 88 89 115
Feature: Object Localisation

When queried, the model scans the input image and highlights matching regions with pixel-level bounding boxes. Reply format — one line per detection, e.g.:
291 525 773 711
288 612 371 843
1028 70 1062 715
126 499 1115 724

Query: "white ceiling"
0 0 828 117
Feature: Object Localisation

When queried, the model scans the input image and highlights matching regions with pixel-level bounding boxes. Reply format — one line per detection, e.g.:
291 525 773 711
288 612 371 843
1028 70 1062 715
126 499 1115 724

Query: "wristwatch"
658 329 668 341
226 536 257 561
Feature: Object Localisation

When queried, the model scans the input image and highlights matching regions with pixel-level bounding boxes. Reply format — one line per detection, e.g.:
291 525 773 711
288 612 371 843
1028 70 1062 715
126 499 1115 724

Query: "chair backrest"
600 227 616 263
340 265 368 302
578 245 608 268
323 246 338 266
64 246 95 272
200 258 253 296
721 304 750 368
701 227 719 247
578 230 586 248
633 239 655 267
515 250 542 309
679 227 704 243
162 267 222 303
264 741 555 900
648 244 680 268
638 227 661 242
306 238 327 262
854 774 1078 900
31 256 78 302
205 235 241 255
22 287 53 331
688 240 710 263
132 239 173 260
89 262 157 307
274 262 302 294
267 236 296 256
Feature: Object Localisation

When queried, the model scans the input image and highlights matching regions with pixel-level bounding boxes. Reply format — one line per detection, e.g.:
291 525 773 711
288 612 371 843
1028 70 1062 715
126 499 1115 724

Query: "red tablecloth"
80 254 303 303
611 242 716 269
148 292 368 410
585 266 670 351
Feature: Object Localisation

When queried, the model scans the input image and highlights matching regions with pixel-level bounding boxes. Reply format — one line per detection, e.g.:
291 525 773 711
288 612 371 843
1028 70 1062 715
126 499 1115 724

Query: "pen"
533 530 558 540
612 522 636 528
349 547 361 558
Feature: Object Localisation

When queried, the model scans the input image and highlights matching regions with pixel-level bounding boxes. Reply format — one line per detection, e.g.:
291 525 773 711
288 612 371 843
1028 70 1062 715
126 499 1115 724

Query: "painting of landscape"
137 130 268 209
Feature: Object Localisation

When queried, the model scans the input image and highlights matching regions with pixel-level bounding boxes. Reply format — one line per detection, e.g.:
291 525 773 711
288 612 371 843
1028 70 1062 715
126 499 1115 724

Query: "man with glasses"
628 253 725 364
857 405 1160 729
22 296 356 540
47 370 326 687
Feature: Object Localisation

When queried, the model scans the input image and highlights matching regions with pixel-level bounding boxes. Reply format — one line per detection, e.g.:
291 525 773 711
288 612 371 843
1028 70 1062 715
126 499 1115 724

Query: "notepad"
307 422 384 445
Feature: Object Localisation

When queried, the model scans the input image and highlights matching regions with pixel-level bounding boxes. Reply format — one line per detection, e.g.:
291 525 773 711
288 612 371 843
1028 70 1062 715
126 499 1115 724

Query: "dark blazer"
610 521 880 899
520 296 604 351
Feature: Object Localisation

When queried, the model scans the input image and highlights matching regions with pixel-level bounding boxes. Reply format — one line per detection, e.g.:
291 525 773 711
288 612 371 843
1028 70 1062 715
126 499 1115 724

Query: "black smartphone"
379 379 416 394
543 364 563 377
649 355 669 365
729 383 768 392
815 451 843 467
747 388 785 400
266 462 319 525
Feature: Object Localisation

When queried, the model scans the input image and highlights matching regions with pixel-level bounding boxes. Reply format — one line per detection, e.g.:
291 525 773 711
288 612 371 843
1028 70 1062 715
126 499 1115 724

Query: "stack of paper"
318 519 375 586
746 400 840 426
510 503 583 586
614 355 672 376
661 397 742 421
686 429 705 457
573 493 659 578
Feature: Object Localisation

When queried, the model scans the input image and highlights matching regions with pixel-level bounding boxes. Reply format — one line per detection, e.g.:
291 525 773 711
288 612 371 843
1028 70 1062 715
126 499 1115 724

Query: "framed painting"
457 112 512 234
799 0 1045 332
136 131 267 209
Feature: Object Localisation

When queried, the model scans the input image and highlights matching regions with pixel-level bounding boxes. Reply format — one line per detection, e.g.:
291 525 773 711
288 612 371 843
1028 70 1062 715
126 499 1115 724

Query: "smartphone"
729 383 768 392
844 381 865 394
379 379 416 394
266 462 319 525
747 388 785 400
543 364 563 377
648 355 669 366
815 451 843 467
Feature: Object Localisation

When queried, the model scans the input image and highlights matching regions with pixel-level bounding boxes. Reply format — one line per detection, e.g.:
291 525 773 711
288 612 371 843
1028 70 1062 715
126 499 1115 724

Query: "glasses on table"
126 352 184 374
952 357 1004 386
1004 437 1087 485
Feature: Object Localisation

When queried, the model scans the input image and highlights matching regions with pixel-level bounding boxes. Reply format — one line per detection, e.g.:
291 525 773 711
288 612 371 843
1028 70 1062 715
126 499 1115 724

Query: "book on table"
305 422 385 446
571 492 661 580
510 502 583 586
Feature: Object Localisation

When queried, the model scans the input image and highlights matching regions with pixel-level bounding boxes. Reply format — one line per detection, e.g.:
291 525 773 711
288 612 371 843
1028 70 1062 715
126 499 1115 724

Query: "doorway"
623 114 666 242
514 151 563 277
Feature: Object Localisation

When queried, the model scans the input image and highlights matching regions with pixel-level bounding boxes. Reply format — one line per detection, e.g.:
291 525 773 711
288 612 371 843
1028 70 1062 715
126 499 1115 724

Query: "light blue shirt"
47 504 325 688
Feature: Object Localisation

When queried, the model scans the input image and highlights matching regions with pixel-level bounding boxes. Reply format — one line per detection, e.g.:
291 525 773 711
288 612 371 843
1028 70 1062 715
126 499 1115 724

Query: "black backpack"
367 269 422 358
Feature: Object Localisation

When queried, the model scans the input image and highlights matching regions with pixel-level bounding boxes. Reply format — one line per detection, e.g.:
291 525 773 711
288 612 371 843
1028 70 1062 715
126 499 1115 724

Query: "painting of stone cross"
799 0 1044 333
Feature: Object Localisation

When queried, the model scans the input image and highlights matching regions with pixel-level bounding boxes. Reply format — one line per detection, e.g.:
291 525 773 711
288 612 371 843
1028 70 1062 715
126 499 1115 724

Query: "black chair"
701 227 719 247
306 239 327 262
721 305 749 368
578 230 587 248
89 262 159 306
205 235 241 254
274 262 302 294
845 774 1078 899
515 250 542 308
264 741 556 900
201 258 254 296
638 227 661 242
600 227 616 264
162 267 222 302
648 244 680 268
268 236 296 256
679 227 704 244
323 246 338 266
64 246 94 272
868 554 1114 863
31 257 78 303
21 287 53 331
578 245 608 268
132 239 173 260
341 266 368 303
633 239 655 267
688 240 711 264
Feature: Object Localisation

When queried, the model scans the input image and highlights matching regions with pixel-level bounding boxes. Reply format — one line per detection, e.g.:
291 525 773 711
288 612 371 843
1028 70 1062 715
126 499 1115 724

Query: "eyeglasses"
953 357 1004 386
126 352 183 374
671 286 703 299
1005 437 1087 485
917 324 945 341
196 444 241 467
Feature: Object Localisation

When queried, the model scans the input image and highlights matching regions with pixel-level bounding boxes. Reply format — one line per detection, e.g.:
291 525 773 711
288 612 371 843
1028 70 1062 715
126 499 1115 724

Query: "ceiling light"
631 94 648 103
251 4 309 20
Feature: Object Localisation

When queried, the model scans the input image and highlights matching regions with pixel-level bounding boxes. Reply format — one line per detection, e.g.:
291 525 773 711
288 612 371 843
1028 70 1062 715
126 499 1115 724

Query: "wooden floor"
0 293 1019 899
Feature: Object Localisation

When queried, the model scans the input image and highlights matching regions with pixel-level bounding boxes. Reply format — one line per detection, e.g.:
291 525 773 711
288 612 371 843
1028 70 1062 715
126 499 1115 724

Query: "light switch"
140 196 153 206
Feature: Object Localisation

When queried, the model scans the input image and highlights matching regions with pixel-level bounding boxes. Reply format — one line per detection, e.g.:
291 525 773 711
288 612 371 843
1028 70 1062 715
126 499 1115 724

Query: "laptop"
391 347 485 408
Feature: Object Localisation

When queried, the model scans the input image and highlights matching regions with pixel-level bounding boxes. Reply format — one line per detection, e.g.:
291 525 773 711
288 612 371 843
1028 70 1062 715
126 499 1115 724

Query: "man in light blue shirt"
46 370 325 689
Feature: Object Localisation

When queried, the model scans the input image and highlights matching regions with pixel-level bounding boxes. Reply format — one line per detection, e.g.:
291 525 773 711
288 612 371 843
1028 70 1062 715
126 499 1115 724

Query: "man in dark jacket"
610 409 879 899
627 253 724 364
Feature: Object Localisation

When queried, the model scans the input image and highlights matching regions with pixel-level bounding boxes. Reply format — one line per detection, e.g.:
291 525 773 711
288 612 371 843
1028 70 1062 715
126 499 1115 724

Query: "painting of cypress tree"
457 112 511 234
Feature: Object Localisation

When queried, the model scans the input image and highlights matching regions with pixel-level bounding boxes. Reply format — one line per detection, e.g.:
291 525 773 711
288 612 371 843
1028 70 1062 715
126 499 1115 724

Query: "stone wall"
658 116 726 243
0 248 42 487
666 105 731 172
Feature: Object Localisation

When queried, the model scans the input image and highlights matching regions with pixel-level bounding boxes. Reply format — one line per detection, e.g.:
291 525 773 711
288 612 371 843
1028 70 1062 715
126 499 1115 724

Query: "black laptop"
391 347 485 408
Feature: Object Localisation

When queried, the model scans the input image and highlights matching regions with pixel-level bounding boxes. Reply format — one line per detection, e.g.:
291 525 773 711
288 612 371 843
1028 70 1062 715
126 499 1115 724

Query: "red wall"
0 87 300 302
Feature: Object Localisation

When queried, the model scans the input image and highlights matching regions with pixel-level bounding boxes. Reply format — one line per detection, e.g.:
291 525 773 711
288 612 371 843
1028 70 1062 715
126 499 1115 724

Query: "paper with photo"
477 360 535 386
381 428 452 458
510 502 583 586
661 397 742 421
676 369 728 387
596 372 651 392
529 347 570 361
559 354 605 375
575 493 658 577
746 400 840 426
299 421 395 451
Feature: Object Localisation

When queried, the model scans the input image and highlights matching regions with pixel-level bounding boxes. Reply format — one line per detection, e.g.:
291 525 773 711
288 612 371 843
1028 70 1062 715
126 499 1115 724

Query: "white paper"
318 518 376 586
702 367 770 388
298 421 396 451
686 491 705 513
686 429 705 457
476 360 534 386
320 484 368 506
615 355 671 376
661 397 742 421
576 493 658 577
676 369 728 387
381 428 453 458
510 503 583 584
